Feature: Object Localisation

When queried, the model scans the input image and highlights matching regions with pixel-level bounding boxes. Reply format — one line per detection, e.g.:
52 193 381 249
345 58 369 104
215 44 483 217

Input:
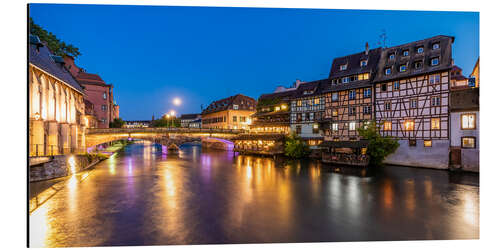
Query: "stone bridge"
85 127 243 151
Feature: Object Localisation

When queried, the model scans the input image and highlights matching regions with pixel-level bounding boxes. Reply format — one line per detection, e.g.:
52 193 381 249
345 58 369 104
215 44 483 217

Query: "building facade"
290 79 329 147
251 85 298 134
449 88 479 172
179 113 201 128
373 35 454 169
124 120 151 128
469 57 480 88
29 35 86 156
450 65 470 90
201 94 256 130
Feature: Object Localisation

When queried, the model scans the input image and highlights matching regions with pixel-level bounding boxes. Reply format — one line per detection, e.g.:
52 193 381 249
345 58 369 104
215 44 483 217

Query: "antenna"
379 29 388 48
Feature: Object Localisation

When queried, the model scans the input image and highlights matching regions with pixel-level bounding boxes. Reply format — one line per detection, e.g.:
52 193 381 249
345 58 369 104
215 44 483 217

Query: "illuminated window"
340 64 347 70
404 120 415 131
233 116 237 122
349 121 356 131
424 140 432 147
349 90 356 100
429 74 441 84
233 104 239 110
399 64 407 72
332 109 338 116
281 104 287 110
409 139 417 147
431 118 440 130
314 98 320 105
275 106 281 112
313 124 319 134
462 137 476 148
332 123 339 131
358 73 370 80
461 114 476 129
383 121 392 131
297 100 302 106
410 99 418 109
331 93 338 101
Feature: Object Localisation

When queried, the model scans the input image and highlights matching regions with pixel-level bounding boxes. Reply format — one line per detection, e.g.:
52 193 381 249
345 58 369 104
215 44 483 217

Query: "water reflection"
29 143 480 247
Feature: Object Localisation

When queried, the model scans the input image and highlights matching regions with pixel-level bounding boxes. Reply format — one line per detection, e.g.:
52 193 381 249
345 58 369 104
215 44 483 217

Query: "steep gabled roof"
329 47 382 79
202 94 256 115
76 72 110 86
292 79 330 99
29 35 84 94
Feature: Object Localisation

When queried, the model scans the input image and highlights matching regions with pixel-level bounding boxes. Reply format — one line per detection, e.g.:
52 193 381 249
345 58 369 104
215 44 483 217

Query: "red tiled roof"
76 72 109 86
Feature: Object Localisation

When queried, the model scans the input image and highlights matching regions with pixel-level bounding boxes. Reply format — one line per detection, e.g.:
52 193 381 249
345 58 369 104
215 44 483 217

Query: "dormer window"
233 104 239 110
389 53 395 60
414 60 423 69
417 46 424 54
403 49 409 57
342 77 350 83
385 67 391 75
399 64 407 72
432 42 440 50
340 64 347 70
360 59 368 67
431 57 440 66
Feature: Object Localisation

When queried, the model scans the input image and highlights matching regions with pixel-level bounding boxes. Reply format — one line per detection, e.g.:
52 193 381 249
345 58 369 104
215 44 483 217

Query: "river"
29 141 479 247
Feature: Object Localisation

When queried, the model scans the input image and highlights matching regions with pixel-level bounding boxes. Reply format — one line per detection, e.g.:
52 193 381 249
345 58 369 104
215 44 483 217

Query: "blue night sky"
29 4 479 120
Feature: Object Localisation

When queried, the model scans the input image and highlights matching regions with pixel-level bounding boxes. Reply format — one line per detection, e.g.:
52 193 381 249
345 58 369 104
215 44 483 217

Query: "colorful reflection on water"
29 142 479 247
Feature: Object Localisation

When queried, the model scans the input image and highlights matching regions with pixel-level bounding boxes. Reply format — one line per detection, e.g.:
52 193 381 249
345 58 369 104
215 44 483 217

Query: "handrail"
87 127 245 134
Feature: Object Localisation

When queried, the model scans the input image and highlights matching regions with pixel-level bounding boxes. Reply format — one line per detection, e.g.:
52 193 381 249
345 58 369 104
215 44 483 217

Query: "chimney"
294 79 303 88
365 42 369 55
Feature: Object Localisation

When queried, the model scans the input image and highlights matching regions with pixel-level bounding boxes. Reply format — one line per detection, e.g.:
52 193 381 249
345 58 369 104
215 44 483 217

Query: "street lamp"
34 112 40 121
169 110 176 127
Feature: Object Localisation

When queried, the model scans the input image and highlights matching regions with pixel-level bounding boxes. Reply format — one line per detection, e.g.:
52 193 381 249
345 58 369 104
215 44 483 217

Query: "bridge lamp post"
169 110 176 127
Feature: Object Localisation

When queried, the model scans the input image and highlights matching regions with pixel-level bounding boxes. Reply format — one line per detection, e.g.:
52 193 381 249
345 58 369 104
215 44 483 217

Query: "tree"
109 118 125 128
357 121 400 166
150 117 181 128
29 17 81 58
284 132 311 158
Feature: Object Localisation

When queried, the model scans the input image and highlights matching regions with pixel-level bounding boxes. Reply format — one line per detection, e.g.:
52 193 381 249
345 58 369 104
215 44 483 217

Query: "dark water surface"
29 142 479 247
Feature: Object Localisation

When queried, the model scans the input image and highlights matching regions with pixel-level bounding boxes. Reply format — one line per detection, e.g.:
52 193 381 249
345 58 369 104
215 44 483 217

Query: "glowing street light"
170 110 176 117
173 98 181 106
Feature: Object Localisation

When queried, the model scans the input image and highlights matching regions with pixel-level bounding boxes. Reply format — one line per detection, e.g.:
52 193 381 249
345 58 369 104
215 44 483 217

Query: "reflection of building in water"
233 134 286 155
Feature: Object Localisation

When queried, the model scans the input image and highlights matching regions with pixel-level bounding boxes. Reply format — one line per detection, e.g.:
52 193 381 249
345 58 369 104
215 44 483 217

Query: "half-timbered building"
373 35 454 169
290 79 329 147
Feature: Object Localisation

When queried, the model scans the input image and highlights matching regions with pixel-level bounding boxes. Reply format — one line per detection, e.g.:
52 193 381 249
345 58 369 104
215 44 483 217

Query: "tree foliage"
357 121 400 166
109 118 125 128
284 132 311 158
29 17 81 58
150 117 181 128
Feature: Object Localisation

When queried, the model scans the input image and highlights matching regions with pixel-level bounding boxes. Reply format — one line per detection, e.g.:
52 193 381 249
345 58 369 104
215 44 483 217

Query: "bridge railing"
88 127 245 134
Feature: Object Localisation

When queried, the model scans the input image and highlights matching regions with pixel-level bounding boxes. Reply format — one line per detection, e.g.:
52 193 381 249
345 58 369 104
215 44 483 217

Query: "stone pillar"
60 123 70 154
70 124 78 152
30 120 45 156
47 121 59 155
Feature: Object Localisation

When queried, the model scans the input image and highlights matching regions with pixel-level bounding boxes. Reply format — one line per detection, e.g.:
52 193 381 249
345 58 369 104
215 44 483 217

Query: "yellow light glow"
68 155 76 175
170 110 176 116
281 104 287 110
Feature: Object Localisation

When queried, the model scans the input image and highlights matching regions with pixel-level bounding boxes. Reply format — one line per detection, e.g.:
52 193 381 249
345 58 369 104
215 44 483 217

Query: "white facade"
450 110 479 172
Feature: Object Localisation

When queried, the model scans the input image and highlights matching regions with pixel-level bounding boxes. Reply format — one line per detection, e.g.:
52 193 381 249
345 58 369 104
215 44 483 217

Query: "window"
313 124 319 134
309 112 314 121
429 74 440 84
432 42 440 50
332 109 338 116
424 140 432 147
461 114 476 129
349 90 356 100
349 121 356 131
383 121 392 131
103 92 107 99
410 98 418 109
399 64 407 72
431 118 440 130
363 88 371 98
101 105 107 111
340 64 347 70
233 116 237 122
381 83 387 91
332 123 339 131
409 139 417 147
240 116 246 122
404 120 415 131
223 116 226 122
462 137 476 148
385 67 391 75
331 93 338 101
297 100 302 106
233 104 239 110
342 77 350 83
431 96 441 106
314 98 320 105
363 106 371 115
394 81 400 90
360 59 368 67
348 107 356 116
403 50 409 57
296 125 302 134
414 60 423 69
431 57 440 66
358 73 370 80
389 53 395 60
417 46 424 54
385 101 391 111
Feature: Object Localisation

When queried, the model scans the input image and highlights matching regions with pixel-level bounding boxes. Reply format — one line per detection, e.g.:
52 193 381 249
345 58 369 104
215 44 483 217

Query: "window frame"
410 98 418 109
331 92 339 102
461 136 476 149
385 101 391 111
402 49 409 57
460 113 477 130
432 42 440 50
385 67 391 75
431 57 440 66
399 64 407 72
340 64 347 71
360 59 368 67
417 46 424 54
431 96 441 107
332 123 339 131
393 81 400 90
431 118 440 130
349 90 356 100
383 121 392 131
424 140 432 147
348 121 356 131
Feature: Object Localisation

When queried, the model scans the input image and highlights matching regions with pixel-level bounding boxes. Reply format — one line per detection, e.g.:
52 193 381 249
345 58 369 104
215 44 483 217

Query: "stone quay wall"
29 154 100 182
